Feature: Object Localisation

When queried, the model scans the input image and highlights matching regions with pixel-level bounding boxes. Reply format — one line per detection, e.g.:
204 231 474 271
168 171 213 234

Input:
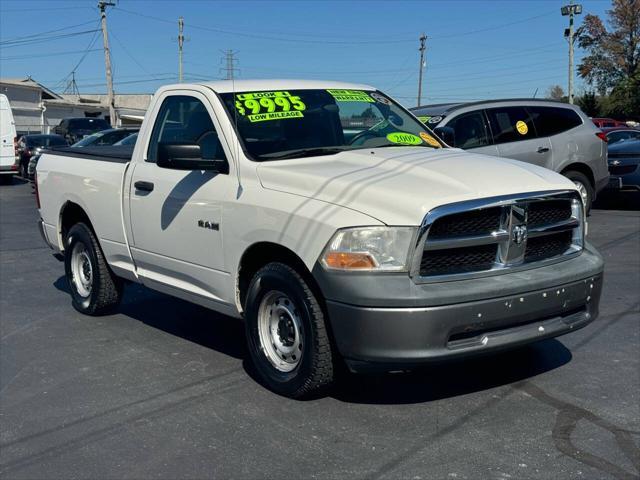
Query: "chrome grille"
412 190 583 283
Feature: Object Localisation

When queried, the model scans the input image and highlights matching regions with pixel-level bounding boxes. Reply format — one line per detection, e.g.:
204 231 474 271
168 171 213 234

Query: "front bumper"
328 274 601 371
317 245 604 372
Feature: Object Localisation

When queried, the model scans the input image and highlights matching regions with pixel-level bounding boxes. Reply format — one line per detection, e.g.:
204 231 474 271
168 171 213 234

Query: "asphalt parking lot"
1 179 638 480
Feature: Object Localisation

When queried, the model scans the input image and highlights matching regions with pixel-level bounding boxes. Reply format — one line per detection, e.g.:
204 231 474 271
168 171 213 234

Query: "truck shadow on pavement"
54 277 572 405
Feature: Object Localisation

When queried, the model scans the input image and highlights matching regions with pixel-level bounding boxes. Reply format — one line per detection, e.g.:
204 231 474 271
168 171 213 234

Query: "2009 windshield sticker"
516 120 528 135
235 91 306 122
327 89 374 103
387 132 423 145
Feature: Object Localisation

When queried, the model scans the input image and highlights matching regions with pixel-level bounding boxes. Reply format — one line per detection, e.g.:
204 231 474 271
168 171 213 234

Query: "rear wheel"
245 262 335 398
564 170 593 214
64 223 123 315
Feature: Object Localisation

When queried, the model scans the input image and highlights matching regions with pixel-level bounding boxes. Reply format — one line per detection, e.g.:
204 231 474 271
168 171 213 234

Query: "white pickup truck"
37 80 604 398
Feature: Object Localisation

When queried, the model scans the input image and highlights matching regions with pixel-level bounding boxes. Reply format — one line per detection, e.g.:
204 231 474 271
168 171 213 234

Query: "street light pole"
562 2 582 104
98 1 117 126
417 33 426 107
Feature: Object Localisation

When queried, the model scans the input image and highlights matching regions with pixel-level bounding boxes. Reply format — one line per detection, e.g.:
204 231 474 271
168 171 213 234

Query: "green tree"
577 91 600 116
577 0 640 118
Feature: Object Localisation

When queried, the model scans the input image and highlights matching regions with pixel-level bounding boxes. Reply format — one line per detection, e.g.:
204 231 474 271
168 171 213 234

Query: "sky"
0 0 612 107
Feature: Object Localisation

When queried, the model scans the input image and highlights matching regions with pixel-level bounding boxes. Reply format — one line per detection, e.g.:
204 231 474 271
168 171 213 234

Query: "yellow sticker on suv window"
327 89 374 102
516 120 528 135
235 91 306 122
419 131 441 147
387 132 423 145
417 116 430 124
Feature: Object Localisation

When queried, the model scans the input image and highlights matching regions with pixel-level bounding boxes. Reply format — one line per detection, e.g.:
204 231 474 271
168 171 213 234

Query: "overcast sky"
0 0 611 106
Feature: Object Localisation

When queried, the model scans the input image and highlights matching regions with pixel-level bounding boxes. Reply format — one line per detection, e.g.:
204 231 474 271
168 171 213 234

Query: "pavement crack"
514 381 639 480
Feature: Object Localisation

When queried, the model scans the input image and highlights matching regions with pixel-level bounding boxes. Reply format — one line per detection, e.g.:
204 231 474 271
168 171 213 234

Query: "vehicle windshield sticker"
326 89 374 103
235 91 306 122
427 116 443 124
387 132 423 145
516 120 529 135
419 131 441 147
370 92 390 104
417 115 430 124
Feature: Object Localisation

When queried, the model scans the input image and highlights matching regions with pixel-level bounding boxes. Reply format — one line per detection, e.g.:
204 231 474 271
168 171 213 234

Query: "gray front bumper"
316 244 604 371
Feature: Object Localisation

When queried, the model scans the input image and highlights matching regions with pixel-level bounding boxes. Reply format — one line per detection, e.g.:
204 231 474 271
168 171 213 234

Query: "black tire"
564 170 594 214
64 222 123 315
244 262 335 398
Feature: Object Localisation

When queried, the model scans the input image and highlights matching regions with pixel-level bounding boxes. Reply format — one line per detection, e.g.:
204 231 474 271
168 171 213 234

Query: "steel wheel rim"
573 180 589 208
257 291 304 372
71 242 93 297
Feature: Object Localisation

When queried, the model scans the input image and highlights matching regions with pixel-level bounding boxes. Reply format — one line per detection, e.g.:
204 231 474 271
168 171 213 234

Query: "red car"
591 117 627 129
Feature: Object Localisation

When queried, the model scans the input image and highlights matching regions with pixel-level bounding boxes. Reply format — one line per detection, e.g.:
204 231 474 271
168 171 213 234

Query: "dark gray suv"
411 99 609 211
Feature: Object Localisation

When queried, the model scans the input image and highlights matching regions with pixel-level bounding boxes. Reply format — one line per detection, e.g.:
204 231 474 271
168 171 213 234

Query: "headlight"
320 227 417 272
571 198 585 249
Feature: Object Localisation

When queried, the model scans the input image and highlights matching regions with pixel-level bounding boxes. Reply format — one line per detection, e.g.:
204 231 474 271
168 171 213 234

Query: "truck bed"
37 146 133 273
44 145 134 162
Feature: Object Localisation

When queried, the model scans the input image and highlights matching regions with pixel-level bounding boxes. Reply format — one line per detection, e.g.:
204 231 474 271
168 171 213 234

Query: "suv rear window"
485 107 536 144
68 118 110 130
527 106 582 137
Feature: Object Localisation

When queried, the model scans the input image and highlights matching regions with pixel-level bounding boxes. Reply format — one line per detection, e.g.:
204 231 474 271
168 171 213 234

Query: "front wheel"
64 223 123 315
244 262 335 398
564 170 594 214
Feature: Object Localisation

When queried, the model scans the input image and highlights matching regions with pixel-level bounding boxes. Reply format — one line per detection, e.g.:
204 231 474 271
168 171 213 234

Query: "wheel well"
60 202 92 248
561 163 595 189
237 242 320 313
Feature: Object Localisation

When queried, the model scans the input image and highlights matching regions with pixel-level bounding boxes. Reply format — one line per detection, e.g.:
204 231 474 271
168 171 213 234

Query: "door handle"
537 147 550 153
134 180 154 192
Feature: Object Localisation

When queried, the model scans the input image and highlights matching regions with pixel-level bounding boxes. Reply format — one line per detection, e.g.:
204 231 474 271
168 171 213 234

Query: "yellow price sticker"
235 91 306 121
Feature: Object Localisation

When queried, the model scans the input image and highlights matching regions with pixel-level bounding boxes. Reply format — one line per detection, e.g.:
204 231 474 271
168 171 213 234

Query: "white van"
0 94 18 183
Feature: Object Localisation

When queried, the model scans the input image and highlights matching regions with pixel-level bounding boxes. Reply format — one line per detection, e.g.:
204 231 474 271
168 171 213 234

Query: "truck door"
486 106 552 169
128 92 233 304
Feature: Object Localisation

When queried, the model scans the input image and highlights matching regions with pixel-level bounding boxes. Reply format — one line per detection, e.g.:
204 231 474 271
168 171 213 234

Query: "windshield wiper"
259 147 346 160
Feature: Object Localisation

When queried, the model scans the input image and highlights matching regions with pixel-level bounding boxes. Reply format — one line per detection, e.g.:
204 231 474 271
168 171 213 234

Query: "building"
0 77 151 134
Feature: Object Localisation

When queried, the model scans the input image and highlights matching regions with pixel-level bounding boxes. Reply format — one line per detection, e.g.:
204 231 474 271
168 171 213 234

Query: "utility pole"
178 16 184 82
417 33 427 107
561 1 582 104
98 1 117 126
220 50 239 80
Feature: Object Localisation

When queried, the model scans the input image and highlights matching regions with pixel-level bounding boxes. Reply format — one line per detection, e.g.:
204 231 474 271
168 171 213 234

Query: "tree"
577 91 600 116
577 0 640 118
546 85 566 100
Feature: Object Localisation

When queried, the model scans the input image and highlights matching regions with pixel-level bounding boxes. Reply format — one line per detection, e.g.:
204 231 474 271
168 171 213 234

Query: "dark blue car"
607 138 640 191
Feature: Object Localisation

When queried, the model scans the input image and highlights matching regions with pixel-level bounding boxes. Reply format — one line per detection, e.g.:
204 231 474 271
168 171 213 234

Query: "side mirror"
433 126 456 147
157 143 229 173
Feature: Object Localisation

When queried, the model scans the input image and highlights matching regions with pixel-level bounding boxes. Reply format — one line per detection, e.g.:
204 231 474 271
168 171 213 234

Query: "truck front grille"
413 191 583 282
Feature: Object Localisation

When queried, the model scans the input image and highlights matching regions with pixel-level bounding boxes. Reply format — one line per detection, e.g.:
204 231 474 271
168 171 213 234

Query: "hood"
256 147 576 225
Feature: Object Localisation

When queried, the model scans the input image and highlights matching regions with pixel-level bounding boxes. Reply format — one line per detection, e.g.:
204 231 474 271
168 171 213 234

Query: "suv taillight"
13 136 18 157
596 131 608 142
34 172 41 209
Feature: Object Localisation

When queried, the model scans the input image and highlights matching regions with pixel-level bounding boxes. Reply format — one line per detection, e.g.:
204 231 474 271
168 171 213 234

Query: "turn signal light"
323 252 377 270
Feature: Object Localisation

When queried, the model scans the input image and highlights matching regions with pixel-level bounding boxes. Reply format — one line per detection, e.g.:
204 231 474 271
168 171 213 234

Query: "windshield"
219 89 442 160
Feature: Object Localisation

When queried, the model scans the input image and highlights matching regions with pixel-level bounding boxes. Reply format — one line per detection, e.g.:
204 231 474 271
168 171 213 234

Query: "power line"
113 7 559 46
429 9 557 40
0 20 97 43
0 48 101 61
0 29 100 48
